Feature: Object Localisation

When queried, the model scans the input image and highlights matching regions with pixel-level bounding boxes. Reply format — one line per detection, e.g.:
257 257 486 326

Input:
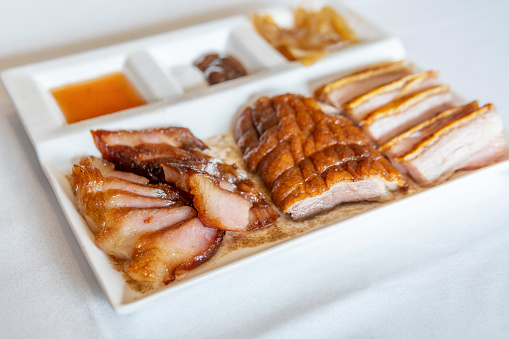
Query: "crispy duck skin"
314 61 413 109
343 71 440 122
360 85 454 145
388 103 505 186
128 217 224 284
234 94 407 220
92 128 279 232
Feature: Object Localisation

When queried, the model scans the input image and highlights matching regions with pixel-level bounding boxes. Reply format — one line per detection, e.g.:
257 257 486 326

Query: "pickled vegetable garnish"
252 6 357 66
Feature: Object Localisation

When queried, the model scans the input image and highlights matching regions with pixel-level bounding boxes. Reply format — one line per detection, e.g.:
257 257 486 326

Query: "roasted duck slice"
128 217 224 284
343 71 440 122
92 129 280 232
234 94 407 220
360 85 454 145
381 103 505 186
314 61 413 110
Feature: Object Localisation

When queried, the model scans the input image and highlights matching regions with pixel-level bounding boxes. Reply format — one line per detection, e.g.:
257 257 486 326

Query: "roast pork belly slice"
379 101 480 173
234 94 408 220
92 127 207 153
360 85 454 145
343 71 440 122
95 206 197 260
128 217 224 284
314 61 413 109
393 103 505 186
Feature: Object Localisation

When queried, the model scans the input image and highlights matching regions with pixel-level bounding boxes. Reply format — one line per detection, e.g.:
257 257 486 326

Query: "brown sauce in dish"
51 72 146 124
194 53 247 85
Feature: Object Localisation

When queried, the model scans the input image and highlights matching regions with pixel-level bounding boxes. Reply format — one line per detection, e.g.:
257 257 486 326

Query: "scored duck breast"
343 71 440 122
128 217 224 284
360 85 454 145
383 103 505 186
314 61 413 110
234 93 408 220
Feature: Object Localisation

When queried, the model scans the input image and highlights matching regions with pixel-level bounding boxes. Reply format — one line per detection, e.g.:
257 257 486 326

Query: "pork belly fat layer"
128 217 224 284
234 93 407 220
361 85 453 145
398 104 505 186
314 61 413 109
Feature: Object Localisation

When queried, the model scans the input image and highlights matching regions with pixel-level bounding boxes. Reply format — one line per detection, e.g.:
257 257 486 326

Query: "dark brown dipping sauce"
51 72 147 124
194 53 247 85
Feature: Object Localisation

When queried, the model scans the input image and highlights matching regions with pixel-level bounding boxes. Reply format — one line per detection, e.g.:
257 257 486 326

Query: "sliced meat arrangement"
234 93 408 220
92 128 280 232
73 127 279 284
314 61 507 186
72 157 199 261
379 102 506 186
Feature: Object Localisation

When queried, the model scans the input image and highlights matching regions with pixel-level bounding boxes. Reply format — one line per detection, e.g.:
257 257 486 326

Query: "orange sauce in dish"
51 72 146 124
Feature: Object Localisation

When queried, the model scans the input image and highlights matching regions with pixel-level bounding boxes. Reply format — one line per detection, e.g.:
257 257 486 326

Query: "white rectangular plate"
3 1 507 314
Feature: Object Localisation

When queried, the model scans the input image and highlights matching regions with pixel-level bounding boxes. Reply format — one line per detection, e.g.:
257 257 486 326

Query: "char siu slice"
72 157 195 260
128 217 223 284
234 94 407 220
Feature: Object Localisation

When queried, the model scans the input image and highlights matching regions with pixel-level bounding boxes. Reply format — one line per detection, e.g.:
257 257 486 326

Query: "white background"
1 0 509 337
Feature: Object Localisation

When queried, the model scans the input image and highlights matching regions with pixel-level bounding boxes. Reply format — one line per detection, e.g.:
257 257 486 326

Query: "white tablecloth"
1 0 508 337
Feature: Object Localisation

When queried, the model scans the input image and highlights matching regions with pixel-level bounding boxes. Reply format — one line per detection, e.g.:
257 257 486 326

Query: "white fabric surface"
1 0 509 337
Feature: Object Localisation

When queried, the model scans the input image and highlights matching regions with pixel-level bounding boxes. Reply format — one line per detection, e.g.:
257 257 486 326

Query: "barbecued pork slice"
234 94 408 220
386 103 505 186
79 156 149 184
314 61 413 110
92 127 207 153
128 217 223 284
92 128 280 232
360 85 454 145
94 206 197 260
343 71 440 122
